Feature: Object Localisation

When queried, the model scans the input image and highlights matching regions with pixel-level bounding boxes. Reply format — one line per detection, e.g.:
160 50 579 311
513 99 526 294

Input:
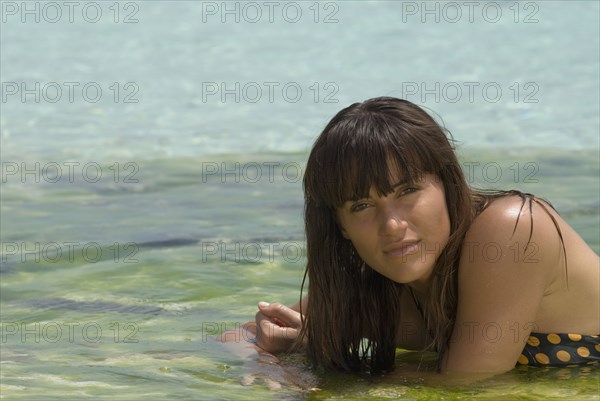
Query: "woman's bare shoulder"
465 194 563 270
445 195 565 372
467 194 596 267
461 195 599 336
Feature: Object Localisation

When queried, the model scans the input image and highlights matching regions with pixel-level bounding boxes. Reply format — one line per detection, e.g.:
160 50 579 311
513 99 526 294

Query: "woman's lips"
383 240 420 257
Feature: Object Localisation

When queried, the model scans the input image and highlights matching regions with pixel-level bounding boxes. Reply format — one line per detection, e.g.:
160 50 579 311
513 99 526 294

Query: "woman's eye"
350 202 369 213
398 186 418 197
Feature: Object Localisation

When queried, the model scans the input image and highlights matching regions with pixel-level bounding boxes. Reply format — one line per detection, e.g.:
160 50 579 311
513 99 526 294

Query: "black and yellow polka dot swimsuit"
517 332 600 367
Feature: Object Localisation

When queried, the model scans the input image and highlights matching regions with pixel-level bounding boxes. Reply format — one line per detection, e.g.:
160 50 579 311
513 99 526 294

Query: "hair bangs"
305 113 437 209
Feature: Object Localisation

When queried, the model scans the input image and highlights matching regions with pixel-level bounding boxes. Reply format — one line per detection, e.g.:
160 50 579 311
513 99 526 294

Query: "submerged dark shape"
137 238 199 248
24 297 163 314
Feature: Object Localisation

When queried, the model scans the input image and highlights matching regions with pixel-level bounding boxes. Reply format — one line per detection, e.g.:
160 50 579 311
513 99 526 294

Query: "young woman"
241 97 599 377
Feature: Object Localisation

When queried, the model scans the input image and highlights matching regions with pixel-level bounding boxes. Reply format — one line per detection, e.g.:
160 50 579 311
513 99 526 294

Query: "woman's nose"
379 207 408 236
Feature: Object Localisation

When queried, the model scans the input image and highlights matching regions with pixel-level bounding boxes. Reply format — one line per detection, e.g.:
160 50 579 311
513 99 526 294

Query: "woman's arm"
440 196 562 374
216 296 317 390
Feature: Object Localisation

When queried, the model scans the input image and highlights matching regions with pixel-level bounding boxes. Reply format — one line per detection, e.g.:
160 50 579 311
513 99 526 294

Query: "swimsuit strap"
407 286 426 320
407 286 435 343
408 287 449 372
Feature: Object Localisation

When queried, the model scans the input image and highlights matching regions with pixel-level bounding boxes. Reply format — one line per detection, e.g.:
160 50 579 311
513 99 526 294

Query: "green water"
1 149 598 400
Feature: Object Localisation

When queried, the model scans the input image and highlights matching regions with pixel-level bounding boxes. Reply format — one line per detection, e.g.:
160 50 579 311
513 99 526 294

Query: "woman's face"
336 172 451 290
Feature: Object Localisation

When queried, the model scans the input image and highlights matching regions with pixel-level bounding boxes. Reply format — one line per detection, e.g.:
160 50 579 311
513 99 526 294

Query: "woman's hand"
254 301 303 353
216 321 317 391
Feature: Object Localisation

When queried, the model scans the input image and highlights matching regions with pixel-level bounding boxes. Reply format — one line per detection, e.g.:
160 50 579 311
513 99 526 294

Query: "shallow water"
1 1 599 400
1 151 598 400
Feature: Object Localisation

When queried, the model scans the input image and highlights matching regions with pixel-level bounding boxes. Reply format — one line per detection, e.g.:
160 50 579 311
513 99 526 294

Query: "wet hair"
296 97 564 374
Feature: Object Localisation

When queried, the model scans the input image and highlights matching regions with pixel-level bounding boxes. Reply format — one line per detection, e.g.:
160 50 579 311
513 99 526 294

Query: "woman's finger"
257 302 302 329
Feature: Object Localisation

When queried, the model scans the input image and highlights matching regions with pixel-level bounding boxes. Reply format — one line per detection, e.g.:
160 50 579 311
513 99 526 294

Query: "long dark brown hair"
296 97 564 374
